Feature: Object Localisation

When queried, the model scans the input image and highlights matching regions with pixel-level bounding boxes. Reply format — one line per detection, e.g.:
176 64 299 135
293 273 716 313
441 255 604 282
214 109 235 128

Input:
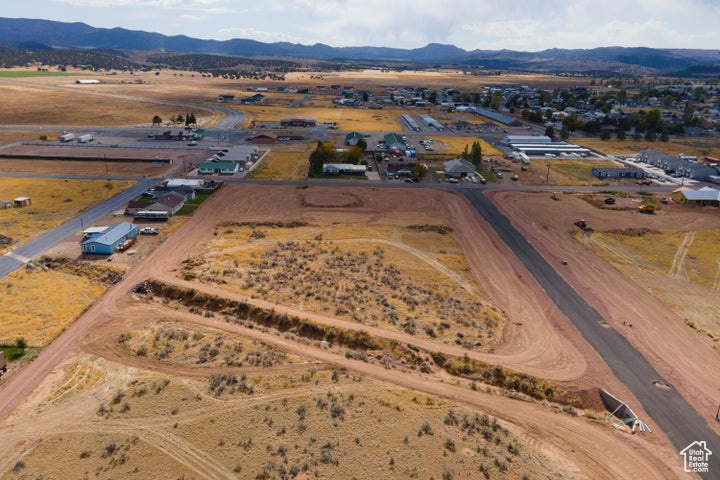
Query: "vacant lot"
0 178 135 254
0 267 107 346
437 136 503 156
247 143 314 180
525 159 621 185
235 104 404 131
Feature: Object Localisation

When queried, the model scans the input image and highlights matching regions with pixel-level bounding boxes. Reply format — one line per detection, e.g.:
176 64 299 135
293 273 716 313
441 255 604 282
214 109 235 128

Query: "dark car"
604 197 616 205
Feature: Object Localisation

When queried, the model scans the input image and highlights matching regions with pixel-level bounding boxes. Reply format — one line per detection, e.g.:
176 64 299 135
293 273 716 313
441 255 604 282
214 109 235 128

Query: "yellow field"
572 137 720 158
0 268 105 346
436 136 503 156
526 159 619 186
0 131 59 144
235 105 404 131
247 143 313 180
0 178 136 254
0 82 193 126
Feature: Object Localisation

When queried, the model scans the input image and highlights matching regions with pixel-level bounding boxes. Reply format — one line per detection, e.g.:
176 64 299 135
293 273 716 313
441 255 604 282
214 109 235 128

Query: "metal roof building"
81 222 138 255
418 114 445 131
401 114 420 132
470 107 521 126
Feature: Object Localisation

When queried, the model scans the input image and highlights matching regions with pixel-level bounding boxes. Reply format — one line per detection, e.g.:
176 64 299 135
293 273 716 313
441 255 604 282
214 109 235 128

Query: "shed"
81 222 138 254
13 197 31 207
0 200 11 209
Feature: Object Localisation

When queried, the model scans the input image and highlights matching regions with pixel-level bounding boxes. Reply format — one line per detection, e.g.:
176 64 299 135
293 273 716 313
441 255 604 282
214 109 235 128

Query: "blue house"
81 222 138 255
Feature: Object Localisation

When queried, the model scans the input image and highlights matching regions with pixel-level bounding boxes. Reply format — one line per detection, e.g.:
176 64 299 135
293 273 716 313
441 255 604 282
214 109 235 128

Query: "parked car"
447 178 458 184
604 197 616 205
140 227 159 235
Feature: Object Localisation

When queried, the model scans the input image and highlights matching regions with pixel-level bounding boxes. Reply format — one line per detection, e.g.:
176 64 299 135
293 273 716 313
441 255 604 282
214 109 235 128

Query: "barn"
81 222 138 255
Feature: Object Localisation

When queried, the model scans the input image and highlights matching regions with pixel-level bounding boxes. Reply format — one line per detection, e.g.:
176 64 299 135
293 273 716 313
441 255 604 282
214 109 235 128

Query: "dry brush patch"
183 222 504 347
6 349 569 480
247 142 314 180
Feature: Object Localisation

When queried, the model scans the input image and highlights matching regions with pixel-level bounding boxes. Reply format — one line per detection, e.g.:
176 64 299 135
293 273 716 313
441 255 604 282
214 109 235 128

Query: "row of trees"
151 112 197 126
309 141 367 176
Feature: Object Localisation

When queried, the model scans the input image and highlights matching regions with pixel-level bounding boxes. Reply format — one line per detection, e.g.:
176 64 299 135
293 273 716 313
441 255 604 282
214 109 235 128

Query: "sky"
5 0 720 52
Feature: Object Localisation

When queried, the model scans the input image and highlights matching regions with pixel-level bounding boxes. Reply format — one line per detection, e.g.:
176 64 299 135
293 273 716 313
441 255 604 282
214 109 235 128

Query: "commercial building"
443 158 476 178
280 117 317 127
322 163 367 175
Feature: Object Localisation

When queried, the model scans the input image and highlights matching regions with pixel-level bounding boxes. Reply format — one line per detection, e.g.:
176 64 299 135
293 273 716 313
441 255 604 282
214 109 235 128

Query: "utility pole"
546 164 551 184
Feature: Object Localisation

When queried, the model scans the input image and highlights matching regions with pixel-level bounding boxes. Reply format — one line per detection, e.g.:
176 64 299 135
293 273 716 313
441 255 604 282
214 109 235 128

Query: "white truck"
59 133 75 142
77 134 95 143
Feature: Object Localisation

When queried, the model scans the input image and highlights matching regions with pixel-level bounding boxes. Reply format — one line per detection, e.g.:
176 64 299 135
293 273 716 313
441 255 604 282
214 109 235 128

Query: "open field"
0 177 135 254
236 104 405 131
0 158 174 177
437 136 503 156
182 217 503 348
525 159 621 186
572 136 720 158
0 185 686 480
0 131 59 144
0 71 83 78
0 267 107 346
247 143 313 180
578 228 720 340
0 81 191 126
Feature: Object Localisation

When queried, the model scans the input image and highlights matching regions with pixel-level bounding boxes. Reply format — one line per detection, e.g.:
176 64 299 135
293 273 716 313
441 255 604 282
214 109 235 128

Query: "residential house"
322 164 367 175
81 222 138 255
197 161 240 175
345 132 364 146
672 186 720 206
443 158 476 178
591 167 645 179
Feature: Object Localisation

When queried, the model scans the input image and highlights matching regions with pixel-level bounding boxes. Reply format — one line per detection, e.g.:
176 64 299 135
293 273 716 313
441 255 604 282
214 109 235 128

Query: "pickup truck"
140 227 159 235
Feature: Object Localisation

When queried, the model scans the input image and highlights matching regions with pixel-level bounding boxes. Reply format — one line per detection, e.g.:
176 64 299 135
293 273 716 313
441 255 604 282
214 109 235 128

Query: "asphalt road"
463 189 719 478
0 178 155 278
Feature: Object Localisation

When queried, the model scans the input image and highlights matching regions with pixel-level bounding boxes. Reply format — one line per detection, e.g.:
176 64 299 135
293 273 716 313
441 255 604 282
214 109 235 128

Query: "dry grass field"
0 178 135 254
525 159 620 185
237 104 405 131
572 136 720 158
579 228 720 340
437 136 503 156
0 82 189 126
0 267 106 346
247 143 314 180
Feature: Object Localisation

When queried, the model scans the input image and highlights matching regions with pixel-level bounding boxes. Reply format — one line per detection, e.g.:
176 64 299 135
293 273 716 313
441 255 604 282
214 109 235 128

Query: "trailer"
59 133 75 142
77 134 95 143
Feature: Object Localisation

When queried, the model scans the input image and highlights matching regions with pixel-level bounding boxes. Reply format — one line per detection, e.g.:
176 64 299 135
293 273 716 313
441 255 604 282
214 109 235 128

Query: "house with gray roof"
443 158 475 178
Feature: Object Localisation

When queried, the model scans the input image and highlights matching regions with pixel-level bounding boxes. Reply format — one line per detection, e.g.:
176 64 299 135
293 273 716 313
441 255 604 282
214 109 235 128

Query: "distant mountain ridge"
1 17 719 76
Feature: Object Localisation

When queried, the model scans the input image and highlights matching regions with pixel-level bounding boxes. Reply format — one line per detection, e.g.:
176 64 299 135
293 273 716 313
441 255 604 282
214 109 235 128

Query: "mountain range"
1 17 719 76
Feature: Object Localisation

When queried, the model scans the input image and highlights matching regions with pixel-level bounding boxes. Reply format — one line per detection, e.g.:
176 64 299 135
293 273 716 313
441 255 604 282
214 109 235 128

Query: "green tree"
341 146 364 164
469 141 482 167
309 141 337 175
152 115 162 125
490 92 502 111
413 162 428 178
544 125 555 139
356 138 367 151
616 129 627 141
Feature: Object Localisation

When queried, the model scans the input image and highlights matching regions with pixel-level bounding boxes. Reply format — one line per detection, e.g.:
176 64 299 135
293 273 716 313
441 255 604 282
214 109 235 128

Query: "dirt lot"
488 189 720 438
0 185 685 479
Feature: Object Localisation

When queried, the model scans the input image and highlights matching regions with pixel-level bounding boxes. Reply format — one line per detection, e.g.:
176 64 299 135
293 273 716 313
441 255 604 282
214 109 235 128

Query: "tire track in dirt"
668 231 695 279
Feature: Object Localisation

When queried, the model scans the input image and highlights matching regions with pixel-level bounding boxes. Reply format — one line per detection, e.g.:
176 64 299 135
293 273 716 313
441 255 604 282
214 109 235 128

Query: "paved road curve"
0 179 155 278
463 189 719 478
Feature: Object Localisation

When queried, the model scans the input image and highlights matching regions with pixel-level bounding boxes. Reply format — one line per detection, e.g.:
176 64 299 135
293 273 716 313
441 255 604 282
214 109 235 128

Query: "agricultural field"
247 143 314 180
571 136 720 158
0 178 135 254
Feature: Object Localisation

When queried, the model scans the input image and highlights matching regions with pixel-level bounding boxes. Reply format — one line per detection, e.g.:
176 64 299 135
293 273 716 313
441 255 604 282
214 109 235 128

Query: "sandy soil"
488 190 720 437
0 185 688 479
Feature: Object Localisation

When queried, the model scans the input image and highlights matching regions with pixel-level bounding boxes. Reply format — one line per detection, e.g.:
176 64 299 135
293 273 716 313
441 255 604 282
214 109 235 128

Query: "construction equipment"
638 205 655 214
574 219 593 231
0 351 6 381
551 192 559 201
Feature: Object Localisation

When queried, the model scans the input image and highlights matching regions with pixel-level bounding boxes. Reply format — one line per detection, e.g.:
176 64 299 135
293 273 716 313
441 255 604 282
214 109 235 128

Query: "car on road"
447 178 458 184
140 227 159 235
